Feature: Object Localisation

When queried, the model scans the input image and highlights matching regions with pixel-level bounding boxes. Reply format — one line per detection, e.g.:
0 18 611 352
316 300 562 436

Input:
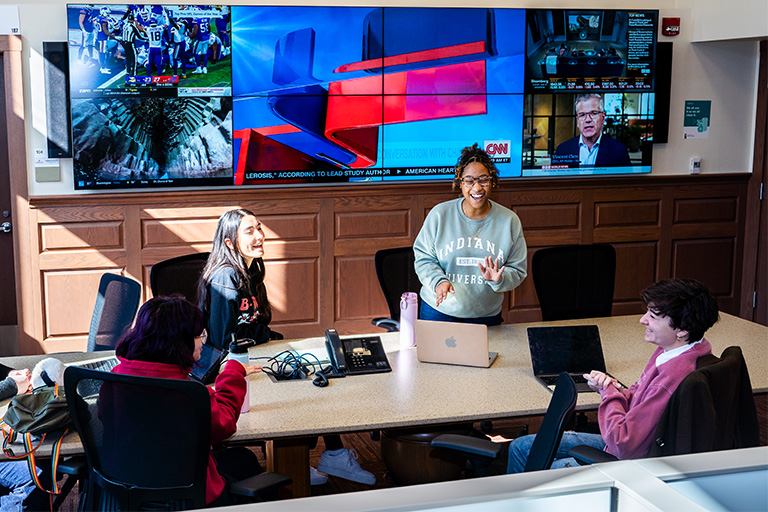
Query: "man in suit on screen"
553 93 632 168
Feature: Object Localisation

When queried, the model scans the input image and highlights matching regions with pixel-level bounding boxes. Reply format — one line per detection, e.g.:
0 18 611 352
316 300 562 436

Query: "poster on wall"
683 100 711 139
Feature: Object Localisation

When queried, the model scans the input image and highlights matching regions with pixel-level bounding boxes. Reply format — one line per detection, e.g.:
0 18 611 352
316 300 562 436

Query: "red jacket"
112 357 246 504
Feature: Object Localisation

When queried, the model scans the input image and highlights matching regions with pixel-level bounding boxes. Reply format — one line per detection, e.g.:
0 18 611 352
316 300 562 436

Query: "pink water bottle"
400 292 417 347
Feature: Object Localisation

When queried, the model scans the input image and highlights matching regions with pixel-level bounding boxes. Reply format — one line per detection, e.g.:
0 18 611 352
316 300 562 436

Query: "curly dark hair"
641 278 719 343
115 295 205 369
452 143 500 191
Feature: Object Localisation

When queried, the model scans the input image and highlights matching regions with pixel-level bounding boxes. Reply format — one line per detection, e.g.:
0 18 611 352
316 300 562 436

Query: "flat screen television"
67 3 233 189
522 9 657 176
65 5 658 189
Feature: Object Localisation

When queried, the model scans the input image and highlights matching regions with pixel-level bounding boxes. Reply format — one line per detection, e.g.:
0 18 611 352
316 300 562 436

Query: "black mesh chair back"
64 366 211 511
87 273 142 352
569 347 760 465
648 346 759 457
149 252 210 303
372 247 420 332
524 372 577 472
532 244 616 321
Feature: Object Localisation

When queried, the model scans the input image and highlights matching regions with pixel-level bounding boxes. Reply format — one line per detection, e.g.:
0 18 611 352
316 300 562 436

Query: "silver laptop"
415 319 498 368
527 325 624 393
68 354 120 373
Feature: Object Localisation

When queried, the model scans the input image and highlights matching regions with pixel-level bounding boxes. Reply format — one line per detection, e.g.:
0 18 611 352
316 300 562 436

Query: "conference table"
1 313 765 499
232 313 768 497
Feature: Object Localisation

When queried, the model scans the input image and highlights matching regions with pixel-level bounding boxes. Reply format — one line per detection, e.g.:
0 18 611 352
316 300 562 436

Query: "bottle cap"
229 336 255 353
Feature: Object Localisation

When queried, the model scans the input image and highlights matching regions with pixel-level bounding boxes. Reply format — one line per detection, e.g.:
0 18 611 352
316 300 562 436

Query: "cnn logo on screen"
484 140 511 162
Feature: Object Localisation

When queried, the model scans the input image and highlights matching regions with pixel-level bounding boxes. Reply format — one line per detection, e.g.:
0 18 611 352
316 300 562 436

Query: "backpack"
1 383 73 495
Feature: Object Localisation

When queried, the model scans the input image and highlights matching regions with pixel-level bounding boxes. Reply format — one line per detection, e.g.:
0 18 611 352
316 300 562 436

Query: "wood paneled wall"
20 174 748 354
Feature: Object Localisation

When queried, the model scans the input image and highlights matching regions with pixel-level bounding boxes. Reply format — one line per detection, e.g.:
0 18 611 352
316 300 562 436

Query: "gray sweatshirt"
414 198 527 318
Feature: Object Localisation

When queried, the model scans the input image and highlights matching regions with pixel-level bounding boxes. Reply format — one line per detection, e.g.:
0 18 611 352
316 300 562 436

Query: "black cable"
257 351 330 381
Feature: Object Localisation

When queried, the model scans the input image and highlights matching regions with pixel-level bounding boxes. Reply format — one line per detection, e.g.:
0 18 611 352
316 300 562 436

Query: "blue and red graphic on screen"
231 7 526 184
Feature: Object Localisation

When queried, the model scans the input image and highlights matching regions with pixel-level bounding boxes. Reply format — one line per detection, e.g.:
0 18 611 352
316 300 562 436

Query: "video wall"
67 5 658 190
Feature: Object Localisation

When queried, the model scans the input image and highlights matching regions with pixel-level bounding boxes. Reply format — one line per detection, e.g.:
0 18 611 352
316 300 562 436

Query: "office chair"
371 247 420 332
64 366 291 511
430 372 577 475
532 244 616 321
87 273 142 352
149 252 210 302
62 272 141 508
568 346 760 465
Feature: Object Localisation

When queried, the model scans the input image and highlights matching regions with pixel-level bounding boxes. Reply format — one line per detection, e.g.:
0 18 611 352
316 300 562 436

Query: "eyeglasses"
460 175 492 187
195 331 208 344
576 110 604 120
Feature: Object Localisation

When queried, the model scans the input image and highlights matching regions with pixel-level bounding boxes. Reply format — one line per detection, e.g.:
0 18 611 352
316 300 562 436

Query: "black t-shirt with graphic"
204 265 274 350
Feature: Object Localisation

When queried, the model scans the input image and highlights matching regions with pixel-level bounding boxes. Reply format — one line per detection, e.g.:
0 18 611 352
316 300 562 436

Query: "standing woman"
414 143 528 325
198 208 282 350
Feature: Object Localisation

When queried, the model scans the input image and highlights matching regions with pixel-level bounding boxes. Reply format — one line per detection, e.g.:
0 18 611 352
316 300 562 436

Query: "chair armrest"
567 445 618 465
371 318 400 332
430 433 502 459
229 472 292 498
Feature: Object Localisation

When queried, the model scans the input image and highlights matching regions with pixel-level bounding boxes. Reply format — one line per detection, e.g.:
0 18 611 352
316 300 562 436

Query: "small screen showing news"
66 5 657 189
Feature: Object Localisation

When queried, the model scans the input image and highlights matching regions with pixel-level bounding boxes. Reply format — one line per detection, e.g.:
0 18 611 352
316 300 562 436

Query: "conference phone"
324 329 392 376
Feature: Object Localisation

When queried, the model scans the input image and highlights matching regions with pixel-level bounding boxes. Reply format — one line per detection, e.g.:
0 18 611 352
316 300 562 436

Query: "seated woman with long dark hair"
112 295 262 507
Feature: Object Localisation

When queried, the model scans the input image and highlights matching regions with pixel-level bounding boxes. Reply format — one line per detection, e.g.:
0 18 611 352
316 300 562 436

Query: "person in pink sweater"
508 278 719 472
111 295 263 506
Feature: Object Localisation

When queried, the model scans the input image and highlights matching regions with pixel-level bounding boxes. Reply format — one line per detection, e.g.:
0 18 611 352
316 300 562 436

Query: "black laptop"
527 325 624 393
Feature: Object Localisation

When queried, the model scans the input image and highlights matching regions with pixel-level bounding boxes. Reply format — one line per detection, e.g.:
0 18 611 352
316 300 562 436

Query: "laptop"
67 355 120 373
527 325 624 393
415 319 498 368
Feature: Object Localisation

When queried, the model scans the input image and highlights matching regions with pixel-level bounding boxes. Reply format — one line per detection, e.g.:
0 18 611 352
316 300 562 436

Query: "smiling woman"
196 208 282 350
413 143 528 325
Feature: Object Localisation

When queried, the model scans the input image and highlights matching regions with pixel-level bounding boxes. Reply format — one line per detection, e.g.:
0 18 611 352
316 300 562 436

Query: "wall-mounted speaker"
653 42 673 144
43 41 72 158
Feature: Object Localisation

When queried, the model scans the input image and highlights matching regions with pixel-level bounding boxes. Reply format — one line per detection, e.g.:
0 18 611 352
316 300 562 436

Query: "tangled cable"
255 351 329 381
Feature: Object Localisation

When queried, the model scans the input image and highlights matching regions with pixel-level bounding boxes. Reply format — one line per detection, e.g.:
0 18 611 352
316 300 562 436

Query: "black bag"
1 384 73 495
3 384 72 435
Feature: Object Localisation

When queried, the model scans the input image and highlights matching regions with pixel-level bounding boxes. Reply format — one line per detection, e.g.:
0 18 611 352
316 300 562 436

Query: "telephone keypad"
342 336 391 374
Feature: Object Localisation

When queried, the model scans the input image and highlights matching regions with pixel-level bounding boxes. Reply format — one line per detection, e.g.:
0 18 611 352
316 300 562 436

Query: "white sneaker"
202 67 208 74
192 67 202 74
310 466 327 486
317 448 376 485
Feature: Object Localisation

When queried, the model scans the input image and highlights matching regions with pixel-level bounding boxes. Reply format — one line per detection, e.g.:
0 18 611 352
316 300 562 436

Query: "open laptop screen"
527 325 607 376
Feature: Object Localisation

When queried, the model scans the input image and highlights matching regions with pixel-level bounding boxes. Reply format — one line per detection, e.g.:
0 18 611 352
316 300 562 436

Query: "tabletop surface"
1 313 764 457
231 313 768 442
